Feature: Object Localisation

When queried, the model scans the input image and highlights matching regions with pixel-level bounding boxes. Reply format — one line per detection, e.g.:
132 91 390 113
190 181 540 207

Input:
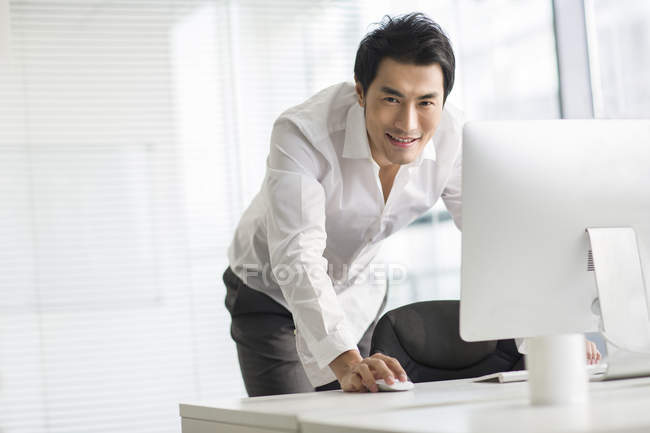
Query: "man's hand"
329 350 408 392
586 339 602 365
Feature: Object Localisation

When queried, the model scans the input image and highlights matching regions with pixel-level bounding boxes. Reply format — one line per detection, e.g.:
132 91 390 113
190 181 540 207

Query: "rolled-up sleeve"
264 118 358 369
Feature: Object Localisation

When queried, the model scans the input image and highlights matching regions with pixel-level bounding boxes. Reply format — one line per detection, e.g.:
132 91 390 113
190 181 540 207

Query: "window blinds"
1 2 243 432
0 1 374 432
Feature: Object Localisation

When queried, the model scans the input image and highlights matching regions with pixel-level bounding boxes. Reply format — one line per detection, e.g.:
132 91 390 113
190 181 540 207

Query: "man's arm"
265 119 408 391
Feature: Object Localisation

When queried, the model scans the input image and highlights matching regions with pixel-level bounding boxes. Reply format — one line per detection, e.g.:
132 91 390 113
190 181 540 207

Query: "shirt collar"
342 102 438 165
342 103 372 159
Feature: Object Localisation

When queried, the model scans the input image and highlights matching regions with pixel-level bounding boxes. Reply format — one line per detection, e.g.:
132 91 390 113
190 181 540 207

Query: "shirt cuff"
308 326 359 369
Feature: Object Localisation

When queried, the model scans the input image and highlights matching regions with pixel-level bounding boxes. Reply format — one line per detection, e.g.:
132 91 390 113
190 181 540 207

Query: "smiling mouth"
386 132 420 148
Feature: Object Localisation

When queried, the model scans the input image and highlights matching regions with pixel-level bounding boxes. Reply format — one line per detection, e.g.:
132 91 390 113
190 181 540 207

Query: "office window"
1 1 243 432
586 0 650 118
455 0 560 120
227 1 363 203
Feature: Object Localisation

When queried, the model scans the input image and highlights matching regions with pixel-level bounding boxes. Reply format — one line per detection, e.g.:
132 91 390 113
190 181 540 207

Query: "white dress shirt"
228 81 464 386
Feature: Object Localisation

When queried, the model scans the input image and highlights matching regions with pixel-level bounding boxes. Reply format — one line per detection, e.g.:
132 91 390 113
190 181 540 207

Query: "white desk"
181 379 526 433
179 377 650 433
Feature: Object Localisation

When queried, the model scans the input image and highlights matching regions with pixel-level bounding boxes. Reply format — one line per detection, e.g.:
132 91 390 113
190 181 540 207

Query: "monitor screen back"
460 120 650 341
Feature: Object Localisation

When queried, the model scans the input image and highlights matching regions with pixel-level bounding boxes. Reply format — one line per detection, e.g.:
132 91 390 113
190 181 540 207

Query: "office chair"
370 300 524 383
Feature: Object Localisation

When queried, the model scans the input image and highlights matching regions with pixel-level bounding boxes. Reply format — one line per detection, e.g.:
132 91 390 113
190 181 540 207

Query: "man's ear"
354 79 364 107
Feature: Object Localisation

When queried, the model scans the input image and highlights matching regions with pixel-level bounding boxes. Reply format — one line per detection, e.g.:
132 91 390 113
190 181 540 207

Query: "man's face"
355 58 445 167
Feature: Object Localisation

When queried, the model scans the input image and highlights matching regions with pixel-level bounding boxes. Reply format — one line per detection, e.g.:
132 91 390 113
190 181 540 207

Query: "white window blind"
586 0 650 118
455 0 560 120
228 0 365 202
1 1 243 432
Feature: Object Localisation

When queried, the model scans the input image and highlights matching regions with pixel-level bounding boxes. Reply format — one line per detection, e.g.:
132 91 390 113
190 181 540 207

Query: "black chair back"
370 300 524 383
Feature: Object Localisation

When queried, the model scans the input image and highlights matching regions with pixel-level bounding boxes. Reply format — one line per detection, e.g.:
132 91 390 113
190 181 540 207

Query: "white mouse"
375 378 415 392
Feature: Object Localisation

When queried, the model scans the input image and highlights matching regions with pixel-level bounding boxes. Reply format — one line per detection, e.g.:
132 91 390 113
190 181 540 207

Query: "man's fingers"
593 344 602 363
340 371 366 393
348 374 366 392
364 357 396 384
382 356 408 381
355 362 377 392
370 353 408 381
585 341 601 365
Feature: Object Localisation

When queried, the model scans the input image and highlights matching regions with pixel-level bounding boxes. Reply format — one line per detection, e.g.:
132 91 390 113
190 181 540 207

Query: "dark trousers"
223 267 387 397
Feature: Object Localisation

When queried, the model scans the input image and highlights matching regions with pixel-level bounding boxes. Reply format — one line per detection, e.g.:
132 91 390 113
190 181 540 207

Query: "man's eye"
384 97 399 103
420 101 434 107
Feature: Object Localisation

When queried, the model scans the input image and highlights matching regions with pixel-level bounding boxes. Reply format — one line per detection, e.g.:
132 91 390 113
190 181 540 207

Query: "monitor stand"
527 334 589 405
526 227 650 405
586 227 650 380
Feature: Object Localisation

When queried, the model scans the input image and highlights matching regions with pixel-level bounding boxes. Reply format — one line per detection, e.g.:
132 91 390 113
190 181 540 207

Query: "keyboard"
473 363 608 383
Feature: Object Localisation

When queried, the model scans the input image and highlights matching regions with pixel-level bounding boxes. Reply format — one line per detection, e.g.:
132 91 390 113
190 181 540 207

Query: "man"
225 12 461 396
224 13 600 397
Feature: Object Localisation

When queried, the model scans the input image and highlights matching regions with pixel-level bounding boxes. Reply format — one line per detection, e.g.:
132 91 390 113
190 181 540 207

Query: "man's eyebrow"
380 86 439 100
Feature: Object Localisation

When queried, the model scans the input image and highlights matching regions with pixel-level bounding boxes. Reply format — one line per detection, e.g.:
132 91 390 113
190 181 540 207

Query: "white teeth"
388 134 416 143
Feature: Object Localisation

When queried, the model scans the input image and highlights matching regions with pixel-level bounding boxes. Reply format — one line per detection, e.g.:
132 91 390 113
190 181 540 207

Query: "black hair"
354 12 455 103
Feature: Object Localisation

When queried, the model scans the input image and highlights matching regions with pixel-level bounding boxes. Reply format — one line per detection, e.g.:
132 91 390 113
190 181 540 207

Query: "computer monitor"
459 120 650 402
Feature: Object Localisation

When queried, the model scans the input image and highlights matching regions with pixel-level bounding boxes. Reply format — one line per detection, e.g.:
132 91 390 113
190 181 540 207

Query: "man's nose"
395 104 418 133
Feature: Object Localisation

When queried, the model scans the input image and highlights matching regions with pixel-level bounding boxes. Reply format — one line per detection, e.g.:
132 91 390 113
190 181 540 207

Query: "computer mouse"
375 378 415 392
